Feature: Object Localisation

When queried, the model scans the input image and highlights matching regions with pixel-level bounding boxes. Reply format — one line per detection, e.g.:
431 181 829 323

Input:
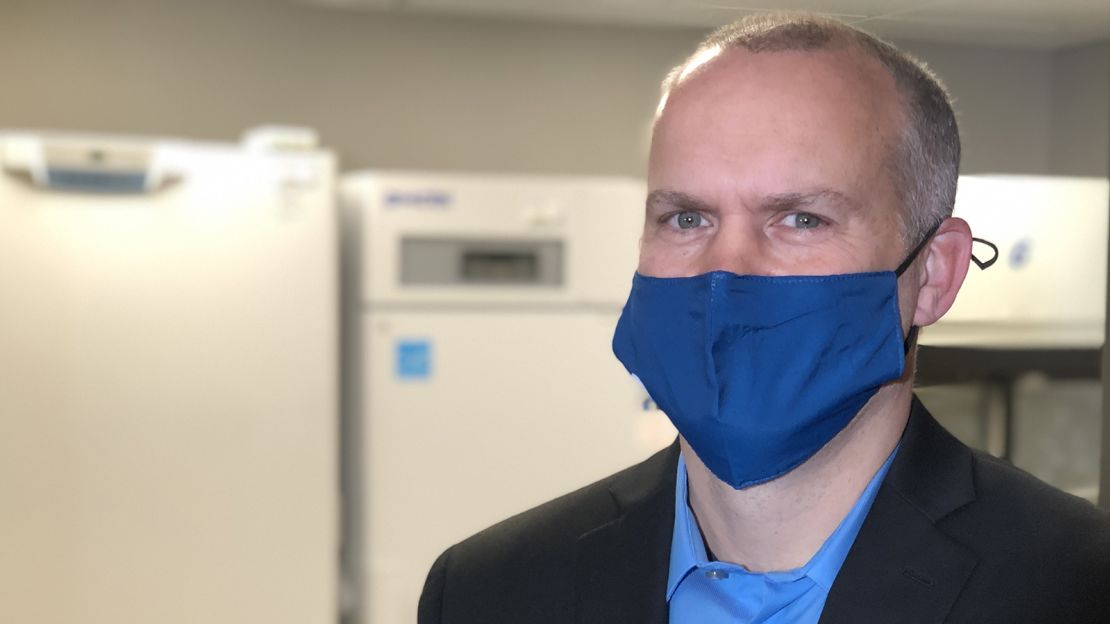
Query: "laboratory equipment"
922 175 1109 349
917 175 1109 499
341 171 674 623
0 128 339 624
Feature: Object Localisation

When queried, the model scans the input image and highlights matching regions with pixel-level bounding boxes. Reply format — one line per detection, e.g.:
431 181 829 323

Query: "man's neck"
681 382 913 573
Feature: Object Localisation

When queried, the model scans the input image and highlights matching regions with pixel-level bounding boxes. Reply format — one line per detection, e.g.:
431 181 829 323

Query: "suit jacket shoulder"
940 444 1110 622
822 397 1110 624
418 443 679 624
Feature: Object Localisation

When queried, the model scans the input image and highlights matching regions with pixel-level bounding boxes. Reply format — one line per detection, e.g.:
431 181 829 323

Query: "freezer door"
923 175 1109 348
0 143 338 624
361 310 674 624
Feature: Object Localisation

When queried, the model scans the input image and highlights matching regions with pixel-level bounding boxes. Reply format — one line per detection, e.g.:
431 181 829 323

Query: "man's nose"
697 226 763 276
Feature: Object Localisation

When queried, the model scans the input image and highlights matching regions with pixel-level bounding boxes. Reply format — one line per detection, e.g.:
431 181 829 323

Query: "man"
418 12 1110 623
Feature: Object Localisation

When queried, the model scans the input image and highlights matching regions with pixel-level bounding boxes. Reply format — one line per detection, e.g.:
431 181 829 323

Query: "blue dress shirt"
667 447 898 623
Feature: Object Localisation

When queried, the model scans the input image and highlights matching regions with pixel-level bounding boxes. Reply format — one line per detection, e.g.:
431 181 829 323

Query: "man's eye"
671 211 705 230
782 212 825 230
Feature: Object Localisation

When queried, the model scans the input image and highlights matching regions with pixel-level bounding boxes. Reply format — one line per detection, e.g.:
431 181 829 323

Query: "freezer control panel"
400 237 563 286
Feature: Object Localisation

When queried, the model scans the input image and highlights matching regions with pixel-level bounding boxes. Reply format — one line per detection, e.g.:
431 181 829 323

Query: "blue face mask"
611 225 973 489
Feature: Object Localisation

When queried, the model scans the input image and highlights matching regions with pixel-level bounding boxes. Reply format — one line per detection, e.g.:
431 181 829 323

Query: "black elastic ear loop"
970 237 999 270
895 220 942 277
898 228 1001 355
897 220 942 354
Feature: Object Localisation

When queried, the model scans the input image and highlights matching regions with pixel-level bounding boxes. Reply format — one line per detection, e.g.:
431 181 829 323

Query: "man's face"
644 47 909 281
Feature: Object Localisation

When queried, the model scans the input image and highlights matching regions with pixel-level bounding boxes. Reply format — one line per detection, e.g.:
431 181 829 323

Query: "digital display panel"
461 251 539 283
400 238 563 286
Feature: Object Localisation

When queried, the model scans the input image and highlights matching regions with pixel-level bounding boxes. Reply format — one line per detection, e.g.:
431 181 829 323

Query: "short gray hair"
660 12 960 245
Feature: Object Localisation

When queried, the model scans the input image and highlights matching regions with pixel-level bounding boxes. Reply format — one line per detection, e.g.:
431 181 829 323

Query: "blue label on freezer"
1010 238 1031 269
396 339 432 380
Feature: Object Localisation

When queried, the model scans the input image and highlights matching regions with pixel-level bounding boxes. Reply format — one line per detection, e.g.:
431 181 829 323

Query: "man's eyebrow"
646 188 860 214
761 189 860 213
645 189 715 213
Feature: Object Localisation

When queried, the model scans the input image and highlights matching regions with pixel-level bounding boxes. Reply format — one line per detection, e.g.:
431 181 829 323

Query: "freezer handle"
1 136 180 194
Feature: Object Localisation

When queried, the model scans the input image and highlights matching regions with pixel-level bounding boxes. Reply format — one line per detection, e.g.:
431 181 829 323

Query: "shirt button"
705 569 730 580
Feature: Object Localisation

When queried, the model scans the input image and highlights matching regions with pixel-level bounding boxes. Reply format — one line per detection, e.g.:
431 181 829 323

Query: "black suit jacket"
419 397 1110 623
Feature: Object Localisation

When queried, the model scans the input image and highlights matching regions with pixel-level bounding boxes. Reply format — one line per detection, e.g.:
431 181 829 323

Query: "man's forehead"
646 45 905 227
650 45 904 176
658 45 901 128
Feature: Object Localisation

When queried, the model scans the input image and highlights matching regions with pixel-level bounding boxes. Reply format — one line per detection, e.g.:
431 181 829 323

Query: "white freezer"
921 175 1110 348
343 171 674 624
0 130 338 624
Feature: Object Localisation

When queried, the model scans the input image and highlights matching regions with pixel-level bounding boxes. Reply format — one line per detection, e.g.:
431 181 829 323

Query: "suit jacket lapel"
574 442 679 624
571 398 981 624
820 396 979 624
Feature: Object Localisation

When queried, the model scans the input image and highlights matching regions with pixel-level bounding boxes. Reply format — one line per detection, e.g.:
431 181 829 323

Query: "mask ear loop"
900 231 1000 355
970 237 999 270
896 221 942 354
895 221 942 277
896 220 941 353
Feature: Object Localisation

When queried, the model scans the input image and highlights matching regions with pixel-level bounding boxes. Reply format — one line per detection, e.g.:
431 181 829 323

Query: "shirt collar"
667 445 899 599
666 454 706 599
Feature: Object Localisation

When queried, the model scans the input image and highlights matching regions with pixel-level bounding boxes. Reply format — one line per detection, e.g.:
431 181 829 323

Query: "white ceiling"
301 0 1110 49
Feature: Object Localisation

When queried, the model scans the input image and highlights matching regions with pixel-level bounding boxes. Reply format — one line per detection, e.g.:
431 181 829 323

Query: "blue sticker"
396 339 432 380
1010 238 1031 269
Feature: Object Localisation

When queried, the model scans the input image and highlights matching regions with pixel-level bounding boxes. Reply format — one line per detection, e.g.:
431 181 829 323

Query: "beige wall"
0 0 1105 178
0 0 697 176
900 40 1056 175
1050 41 1110 177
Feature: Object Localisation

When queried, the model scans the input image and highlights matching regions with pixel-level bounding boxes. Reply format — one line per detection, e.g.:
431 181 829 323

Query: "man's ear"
912 217 973 327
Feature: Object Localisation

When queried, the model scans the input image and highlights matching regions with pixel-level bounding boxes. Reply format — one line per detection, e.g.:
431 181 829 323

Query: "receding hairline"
654 13 961 243
659 35 906 125
653 44 910 198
